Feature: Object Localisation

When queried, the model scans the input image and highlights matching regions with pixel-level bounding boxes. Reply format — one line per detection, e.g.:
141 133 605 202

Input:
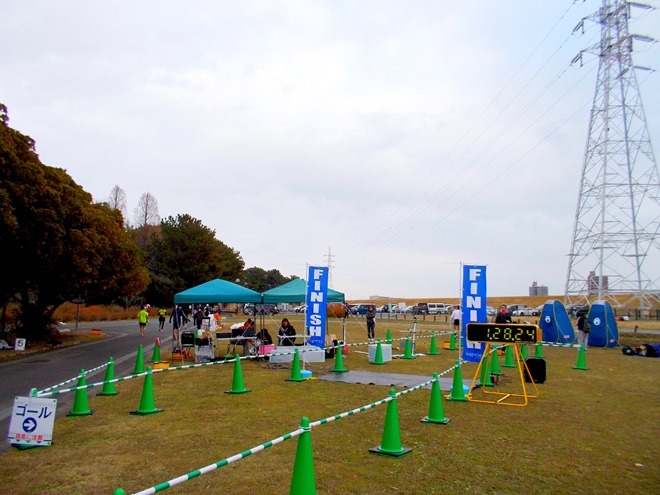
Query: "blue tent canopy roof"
174 279 262 304
262 278 345 303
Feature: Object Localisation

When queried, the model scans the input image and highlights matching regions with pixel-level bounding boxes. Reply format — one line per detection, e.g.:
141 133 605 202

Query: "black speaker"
524 357 546 384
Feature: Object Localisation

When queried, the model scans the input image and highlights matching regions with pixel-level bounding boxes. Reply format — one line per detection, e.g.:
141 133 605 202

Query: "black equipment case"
523 357 546 384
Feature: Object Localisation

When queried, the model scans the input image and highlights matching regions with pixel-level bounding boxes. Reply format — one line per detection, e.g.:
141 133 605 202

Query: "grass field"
0 316 658 495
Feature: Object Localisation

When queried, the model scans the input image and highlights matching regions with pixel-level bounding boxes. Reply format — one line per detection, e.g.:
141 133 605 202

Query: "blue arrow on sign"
22 417 37 433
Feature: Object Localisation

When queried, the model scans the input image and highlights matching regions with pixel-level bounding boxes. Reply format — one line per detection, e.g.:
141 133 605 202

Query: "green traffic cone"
97 357 119 396
132 344 145 375
520 344 528 362
422 372 450 424
226 355 251 394
333 343 349 373
113 490 126 495
372 339 385 365
289 417 316 495
386 328 392 345
490 348 502 376
448 333 458 351
446 361 468 401
479 353 494 387
503 345 516 368
574 344 588 370
369 389 412 457
429 334 439 355
286 349 304 382
150 339 161 363
403 337 415 360
534 342 544 359
130 366 163 415
67 369 93 416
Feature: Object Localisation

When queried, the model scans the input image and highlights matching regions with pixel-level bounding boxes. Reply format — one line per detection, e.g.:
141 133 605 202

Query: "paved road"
0 320 173 453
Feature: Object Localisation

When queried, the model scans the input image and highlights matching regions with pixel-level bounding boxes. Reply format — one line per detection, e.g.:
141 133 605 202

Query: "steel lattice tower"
565 0 659 314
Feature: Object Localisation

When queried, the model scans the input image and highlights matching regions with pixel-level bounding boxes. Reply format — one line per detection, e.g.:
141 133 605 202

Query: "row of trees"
0 104 293 341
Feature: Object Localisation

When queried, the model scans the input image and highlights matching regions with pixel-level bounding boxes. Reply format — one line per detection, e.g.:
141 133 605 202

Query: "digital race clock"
466 323 540 344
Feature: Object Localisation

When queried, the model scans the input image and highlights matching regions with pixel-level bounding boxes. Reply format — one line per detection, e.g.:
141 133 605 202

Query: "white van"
428 303 452 315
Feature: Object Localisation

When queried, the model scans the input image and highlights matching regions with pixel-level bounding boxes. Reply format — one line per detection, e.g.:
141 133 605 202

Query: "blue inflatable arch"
538 300 575 344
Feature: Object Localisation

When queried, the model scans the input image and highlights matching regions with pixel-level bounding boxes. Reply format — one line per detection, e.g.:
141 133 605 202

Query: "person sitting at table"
257 328 273 345
229 318 255 354
278 318 297 346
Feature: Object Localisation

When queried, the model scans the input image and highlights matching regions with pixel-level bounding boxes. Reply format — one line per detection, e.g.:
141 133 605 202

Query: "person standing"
576 311 590 348
169 305 188 342
137 305 149 337
158 307 167 331
495 304 512 324
193 308 205 330
450 306 462 332
366 305 376 341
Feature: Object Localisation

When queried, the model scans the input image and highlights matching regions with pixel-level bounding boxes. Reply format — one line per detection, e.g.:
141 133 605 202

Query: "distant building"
529 281 548 296
587 271 608 294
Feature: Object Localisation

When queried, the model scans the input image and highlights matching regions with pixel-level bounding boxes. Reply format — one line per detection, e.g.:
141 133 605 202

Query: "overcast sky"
2 1 658 300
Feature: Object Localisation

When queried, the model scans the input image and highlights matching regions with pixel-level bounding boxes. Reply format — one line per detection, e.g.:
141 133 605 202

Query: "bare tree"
107 185 128 222
134 192 160 247
134 192 160 228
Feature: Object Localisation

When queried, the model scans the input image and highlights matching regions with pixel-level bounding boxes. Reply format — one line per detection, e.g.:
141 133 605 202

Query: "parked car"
390 305 403 313
353 305 370 315
568 304 590 318
512 308 535 316
486 306 496 316
412 302 429 315
293 305 306 313
243 303 279 316
376 305 389 313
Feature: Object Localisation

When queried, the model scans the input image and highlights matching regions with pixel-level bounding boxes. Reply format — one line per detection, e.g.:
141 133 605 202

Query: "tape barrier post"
446 361 468 402
226 354 251 394
369 389 412 457
429 334 439 355
97 357 119 396
372 339 385 365
333 342 349 373
574 344 588 370
130 366 163 416
503 345 516 368
422 372 450 424
289 417 316 495
132 344 145 375
67 369 93 417
286 349 304 382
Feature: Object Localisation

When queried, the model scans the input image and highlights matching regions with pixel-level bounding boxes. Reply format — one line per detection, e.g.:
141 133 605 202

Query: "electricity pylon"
565 0 659 315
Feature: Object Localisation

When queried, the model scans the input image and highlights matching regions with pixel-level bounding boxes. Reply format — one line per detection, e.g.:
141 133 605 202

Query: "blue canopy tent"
538 300 575 344
588 301 619 348
261 278 345 304
262 278 346 346
174 279 262 304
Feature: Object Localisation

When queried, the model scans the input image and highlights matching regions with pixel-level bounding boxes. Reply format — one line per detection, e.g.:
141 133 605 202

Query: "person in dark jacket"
193 308 205 330
495 304 512 324
169 305 189 341
278 318 297 346
366 305 376 341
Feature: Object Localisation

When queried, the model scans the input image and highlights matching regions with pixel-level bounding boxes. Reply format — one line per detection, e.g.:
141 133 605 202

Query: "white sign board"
7 396 57 447
14 338 26 351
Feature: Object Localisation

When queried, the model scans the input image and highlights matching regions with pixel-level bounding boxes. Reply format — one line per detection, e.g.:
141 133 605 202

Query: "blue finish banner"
461 265 488 362
305 266 329 348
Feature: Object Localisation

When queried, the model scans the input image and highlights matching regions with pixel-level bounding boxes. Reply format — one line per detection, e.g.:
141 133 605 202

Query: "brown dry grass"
0 317 658 495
